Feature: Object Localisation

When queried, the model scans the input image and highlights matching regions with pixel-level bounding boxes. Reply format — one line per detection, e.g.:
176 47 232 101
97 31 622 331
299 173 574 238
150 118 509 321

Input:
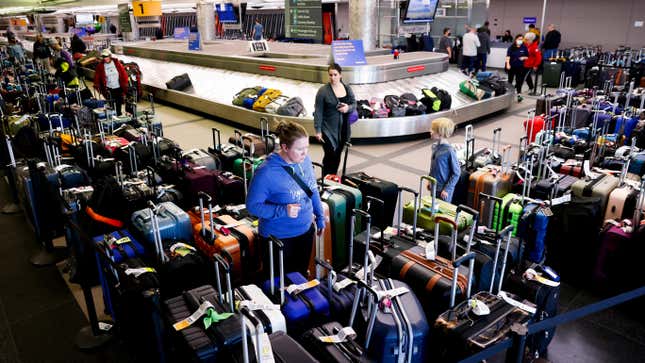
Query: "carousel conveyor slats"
113 53 512 139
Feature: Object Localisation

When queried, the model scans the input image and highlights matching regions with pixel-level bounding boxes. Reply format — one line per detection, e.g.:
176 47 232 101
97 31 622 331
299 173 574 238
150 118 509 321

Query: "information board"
331 40 367 66
174 27 190 40
188 32 201 51
216 3 238 24
118 4 132 33
285 0 322 40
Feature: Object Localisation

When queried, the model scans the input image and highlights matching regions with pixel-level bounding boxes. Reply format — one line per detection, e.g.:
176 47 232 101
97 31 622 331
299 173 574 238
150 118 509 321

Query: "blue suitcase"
56 164 90 189
314 258 356 322
262 236 330 330
518 203 550 263
130 202 192 245
614 115 639 142
629 152 645 176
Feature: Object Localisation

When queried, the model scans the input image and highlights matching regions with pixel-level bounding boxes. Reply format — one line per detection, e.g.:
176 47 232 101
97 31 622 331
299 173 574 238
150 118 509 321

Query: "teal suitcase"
320 179 362 270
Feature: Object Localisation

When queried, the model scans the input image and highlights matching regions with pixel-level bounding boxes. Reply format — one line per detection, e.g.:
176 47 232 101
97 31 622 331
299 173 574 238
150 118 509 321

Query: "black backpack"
356 99 373 118
384 95 406 117
400 93 426 116
431 87 452 111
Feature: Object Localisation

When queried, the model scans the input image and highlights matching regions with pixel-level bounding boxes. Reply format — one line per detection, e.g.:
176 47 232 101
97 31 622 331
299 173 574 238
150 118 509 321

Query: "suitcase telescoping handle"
311 161 324 184
434 215 459 261
268 235 285 306
396 186 418 240
315 257 335 305
241 135 256 158
492 127 502 156
493 225 514 294
341 142 352 179
350 279 381 350
464 124 475 170
349 209 371 285
240 306 266 363
147 201 168 264
477 192 503 231
197 191 215 240
455 204 479 254
212 128 221 151
418 175 437 215
242 156 255 198
213 253 235 313
449 252 477 309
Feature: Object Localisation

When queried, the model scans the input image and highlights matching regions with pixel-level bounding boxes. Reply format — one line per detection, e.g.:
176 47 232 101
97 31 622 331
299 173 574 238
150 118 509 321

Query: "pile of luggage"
232 86 306 117
459 71 508 101
355 86 452 119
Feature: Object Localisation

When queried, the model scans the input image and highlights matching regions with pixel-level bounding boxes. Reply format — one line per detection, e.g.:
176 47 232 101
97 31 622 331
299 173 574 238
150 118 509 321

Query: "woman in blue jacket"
247 121 326 277
429 118 461 202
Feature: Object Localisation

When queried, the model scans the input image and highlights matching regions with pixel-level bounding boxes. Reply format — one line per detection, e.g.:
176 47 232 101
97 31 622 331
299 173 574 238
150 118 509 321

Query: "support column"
196 1 215 42
349 0 378 50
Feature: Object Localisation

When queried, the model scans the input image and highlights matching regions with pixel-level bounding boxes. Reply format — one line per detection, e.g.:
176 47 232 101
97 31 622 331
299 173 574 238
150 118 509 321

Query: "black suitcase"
164 294 219 362
532 174 579 200
209 128 244 172
343 171 398 230
505 262 560 359
166 73 192 91
301 321 365 363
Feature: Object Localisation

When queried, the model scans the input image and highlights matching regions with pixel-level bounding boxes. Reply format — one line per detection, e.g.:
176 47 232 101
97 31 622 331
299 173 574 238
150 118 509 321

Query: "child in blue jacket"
429 118 461 202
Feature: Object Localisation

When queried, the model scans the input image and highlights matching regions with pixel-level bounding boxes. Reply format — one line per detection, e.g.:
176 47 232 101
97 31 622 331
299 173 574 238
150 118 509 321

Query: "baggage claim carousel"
23 37 514 140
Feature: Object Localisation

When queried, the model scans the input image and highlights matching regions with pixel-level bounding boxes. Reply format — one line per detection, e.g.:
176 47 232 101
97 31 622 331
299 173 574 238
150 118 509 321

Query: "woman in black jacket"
313 63 357 176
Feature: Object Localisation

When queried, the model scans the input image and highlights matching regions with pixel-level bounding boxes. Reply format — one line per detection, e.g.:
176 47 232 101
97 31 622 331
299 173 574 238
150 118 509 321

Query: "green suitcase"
402 176 473 234
492 193 523 236
320 179 362 270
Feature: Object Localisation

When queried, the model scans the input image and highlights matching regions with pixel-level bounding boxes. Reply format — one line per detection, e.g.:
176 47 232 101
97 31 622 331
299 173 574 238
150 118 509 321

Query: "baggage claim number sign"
132 1 162 17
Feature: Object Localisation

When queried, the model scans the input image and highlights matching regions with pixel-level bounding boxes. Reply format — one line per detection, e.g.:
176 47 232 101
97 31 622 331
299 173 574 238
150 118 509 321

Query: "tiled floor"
0 84 644 362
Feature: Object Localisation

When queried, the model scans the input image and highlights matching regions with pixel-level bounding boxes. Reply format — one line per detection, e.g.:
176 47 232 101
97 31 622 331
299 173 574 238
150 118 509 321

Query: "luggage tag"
123 266 156 278
550 194 571 206
317 327 357 344
286 279 320 296
425 240 436 260
237 300 280 311
173 300 233 331
524 268 560 287
498 291 537 314
377 286 409 301
169 242 196 257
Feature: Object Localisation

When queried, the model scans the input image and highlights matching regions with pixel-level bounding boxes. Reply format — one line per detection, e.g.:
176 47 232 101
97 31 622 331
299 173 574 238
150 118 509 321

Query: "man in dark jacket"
32 34 52 71
542 24 561 61
476 27 491 72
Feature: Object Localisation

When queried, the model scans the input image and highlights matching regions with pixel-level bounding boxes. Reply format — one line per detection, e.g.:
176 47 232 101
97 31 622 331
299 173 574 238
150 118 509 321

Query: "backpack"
277 97 307 117
400 93 426 115
233 86 264 107
123 62 142 99
265 95 290 114
253 89 283 112
383 95 406 117
420 88 441 112
431 87 452 110
356 100 373 118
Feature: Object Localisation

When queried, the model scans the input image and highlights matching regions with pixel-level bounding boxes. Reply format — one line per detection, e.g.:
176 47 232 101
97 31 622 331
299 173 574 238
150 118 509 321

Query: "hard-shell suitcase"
604 161 639 221
542 62 562 88
467 165 512 225
182 162 219 207
470 128 503 168
228 119 276 157
560 159 584 177
192 193 241 268
453 125 476 206
492 193 523 236
183 148 220 171
433 226 533 361
164 294 218 362
301 321 366 363
571 174 619 216
213 214 258 283
532 174 578 200
131 201 192 245
235 284 287 334
319 177 362 270
343 171 398 230
630 151 645 176
261 236 330 332
306 203 333 280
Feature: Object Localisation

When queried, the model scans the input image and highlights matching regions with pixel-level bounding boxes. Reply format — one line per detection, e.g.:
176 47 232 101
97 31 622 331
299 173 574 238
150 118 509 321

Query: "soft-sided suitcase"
542 62 562 87
571 174 619 216
181 162 219 207
532 174 578 200
560 159 584 177
505 262 560 358
519 203 550 263
343 171 398 230
630 151 645 176
166 73 192 91
182 148 221 171
433 226 533 361
131 201 192 244
403 176 473 234
261 236 330 332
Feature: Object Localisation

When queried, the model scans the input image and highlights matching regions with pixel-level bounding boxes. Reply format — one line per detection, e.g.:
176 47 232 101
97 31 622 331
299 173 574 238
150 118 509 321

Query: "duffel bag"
253 88 282 112
277 96 306 117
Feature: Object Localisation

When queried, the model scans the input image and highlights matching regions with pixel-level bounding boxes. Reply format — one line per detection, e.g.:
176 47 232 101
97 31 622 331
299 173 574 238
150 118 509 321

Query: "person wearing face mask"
506 34 529 102
314 63 357 176
437 27 453 59
93 49 128 116
246 121 326 278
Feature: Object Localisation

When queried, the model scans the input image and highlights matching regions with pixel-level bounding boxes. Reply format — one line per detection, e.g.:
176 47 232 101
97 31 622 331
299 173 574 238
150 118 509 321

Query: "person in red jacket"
523 31 542 95
93 49 129 116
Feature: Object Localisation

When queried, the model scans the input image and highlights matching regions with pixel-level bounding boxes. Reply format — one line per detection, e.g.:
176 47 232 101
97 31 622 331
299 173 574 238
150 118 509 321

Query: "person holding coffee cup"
246 121 326 278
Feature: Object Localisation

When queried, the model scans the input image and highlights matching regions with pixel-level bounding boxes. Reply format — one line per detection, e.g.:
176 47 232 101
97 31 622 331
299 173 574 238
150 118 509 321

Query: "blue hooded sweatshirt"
246 153 325 239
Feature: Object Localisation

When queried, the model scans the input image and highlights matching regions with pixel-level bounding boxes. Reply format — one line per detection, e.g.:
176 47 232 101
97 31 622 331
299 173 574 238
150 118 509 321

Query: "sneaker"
517 95 524 103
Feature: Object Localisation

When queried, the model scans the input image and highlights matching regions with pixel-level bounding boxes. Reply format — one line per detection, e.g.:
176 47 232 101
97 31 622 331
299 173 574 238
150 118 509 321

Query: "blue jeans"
477 53 488 72
543 48 557 61
461 55 476 73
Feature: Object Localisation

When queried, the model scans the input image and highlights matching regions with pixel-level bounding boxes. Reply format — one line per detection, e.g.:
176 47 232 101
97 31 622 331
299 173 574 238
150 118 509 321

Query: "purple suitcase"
181 162 218 207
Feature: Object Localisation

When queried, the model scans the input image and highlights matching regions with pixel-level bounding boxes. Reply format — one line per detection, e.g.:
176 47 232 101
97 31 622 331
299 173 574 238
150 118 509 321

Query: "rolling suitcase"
209 128 244 172
453 124 476 206
182 148 221 171
212 214 258 283
560 159 584 177
164 294 219 362
402 175 473 234
433 226 533 361
261 236 330 333
467 161 513 225
215 171 246 205
571 173 619 216
306 203 333 280
343 171 398 231
491 192 523 236
469 127 502 168
301 321 365 362
604 161 639 221
131 201 192 244
181 161 219 208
